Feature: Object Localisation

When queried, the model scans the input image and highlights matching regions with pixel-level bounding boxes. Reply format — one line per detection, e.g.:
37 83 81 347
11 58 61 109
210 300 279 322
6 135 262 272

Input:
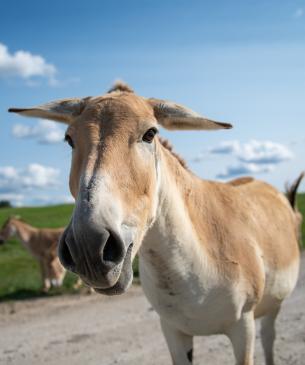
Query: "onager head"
0 216 20 244
9 83 232 294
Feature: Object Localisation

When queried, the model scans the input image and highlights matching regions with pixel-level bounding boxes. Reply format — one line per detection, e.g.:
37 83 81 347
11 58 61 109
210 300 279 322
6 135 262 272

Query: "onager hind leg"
226 311 255 365
160 319 193 365
260 307 280 365
48 257 66 288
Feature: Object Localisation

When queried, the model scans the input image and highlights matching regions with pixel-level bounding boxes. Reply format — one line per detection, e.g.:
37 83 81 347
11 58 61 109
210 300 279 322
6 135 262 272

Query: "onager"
0 217 65 291
9 83 301 365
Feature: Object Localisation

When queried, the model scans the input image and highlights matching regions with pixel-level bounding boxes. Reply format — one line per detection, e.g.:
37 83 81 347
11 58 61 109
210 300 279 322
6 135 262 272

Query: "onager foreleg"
160 319 193 365
226 311 255 365
260 307 280 365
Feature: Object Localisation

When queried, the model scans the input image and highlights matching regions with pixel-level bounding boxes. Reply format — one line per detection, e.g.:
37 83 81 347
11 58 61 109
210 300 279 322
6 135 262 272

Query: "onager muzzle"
58 205 134 294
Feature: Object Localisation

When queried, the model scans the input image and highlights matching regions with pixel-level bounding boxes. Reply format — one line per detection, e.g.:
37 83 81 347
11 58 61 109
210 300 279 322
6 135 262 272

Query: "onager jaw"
93 243 133 295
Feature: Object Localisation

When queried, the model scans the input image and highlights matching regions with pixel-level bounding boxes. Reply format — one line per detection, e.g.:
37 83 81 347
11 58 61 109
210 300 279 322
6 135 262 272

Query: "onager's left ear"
8 97 89 124
148 98 232 130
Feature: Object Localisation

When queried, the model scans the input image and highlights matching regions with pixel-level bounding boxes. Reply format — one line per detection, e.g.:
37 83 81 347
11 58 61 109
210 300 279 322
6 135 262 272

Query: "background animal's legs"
226 310 255 365
160 319 193 365
48 257 65 287
73 276 83 289
39 260 50 292
73 277 94 293
260 307 280 365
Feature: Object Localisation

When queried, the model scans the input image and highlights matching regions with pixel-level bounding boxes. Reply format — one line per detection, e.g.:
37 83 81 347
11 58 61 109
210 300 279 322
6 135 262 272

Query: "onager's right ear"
148 98 232 131
8 97 89 124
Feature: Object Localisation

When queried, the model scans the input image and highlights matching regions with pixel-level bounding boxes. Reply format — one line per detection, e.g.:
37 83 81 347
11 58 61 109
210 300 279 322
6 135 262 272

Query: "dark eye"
64 134 74 148
142 128 157 143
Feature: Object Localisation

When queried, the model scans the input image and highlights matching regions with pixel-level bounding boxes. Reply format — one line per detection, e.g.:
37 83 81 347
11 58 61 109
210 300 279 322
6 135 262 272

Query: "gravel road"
1 253 304 365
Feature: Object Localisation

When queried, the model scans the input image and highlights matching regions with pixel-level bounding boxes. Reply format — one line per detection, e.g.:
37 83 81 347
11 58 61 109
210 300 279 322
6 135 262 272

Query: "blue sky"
0 0 304 206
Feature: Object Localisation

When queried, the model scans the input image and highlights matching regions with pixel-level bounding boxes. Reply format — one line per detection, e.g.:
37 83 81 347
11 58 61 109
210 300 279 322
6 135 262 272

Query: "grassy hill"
0 194 304 301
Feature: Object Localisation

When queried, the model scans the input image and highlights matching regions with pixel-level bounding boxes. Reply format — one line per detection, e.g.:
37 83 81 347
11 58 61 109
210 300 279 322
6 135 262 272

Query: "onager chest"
139 233 250 336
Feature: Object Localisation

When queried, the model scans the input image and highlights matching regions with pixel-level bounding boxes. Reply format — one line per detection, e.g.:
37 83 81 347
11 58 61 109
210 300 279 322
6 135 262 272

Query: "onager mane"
107 81 134 94
158 137 188 170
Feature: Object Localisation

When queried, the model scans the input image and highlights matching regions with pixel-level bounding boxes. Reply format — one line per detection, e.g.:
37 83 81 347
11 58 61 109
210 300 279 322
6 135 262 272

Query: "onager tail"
285 172 304 210
286 172 304 245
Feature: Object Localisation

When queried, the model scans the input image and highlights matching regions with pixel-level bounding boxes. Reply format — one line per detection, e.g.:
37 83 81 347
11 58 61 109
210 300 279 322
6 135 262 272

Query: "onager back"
9 83 302 365
0 217 65 291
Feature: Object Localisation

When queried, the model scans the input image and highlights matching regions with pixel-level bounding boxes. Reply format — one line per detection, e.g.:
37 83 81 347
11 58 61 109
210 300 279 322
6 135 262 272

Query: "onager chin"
9 82 302 365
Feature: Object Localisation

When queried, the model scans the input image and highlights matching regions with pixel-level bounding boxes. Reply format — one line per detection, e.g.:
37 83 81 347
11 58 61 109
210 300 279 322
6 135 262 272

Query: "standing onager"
0 217 66 291
9 83 301 365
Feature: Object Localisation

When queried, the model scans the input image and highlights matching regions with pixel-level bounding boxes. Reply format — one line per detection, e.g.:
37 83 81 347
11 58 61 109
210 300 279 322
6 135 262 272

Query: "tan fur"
227 176 255 186
9 84 301 365
156 142 299 297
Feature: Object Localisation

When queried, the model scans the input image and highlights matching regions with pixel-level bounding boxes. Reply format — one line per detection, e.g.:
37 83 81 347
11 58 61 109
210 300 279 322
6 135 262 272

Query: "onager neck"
140 143 209 277
11 220 36 245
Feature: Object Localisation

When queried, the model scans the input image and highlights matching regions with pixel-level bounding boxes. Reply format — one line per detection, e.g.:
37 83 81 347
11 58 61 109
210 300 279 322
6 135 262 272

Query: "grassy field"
0 205 75 301
0 194 304 301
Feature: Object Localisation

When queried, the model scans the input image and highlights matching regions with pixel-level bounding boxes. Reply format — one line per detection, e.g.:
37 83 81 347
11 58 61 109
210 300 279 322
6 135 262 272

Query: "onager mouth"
58 219 134 295
92 243 134 296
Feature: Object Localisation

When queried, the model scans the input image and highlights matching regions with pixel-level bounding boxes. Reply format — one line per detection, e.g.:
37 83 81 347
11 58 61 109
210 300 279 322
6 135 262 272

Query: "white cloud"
12 120 65 144
217 163 274 179
236 140 293 164
0 164 60 194
208 140 240 155
294 8 304 18
0 43 57 84
203 139 293 180
206 139 293 164
192 140 240 163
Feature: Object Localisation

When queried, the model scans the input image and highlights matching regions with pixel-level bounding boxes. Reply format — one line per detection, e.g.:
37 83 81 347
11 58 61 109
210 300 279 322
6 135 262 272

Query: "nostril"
59 237 77 273
102 231 125 265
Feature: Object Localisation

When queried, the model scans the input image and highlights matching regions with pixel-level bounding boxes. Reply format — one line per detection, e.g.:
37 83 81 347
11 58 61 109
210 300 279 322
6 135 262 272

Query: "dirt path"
1 253 305 365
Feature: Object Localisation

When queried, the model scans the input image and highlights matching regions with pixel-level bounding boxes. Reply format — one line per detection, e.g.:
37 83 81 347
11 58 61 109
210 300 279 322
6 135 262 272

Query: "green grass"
0 194 304 302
